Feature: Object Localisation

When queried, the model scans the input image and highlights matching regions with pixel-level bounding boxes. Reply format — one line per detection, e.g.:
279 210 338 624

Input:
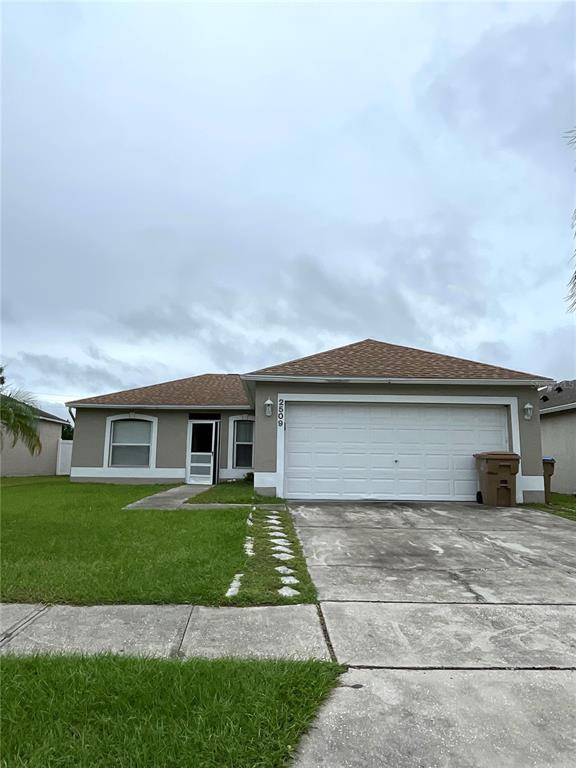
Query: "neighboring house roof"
67 374 251 408
243 339 549 382
35 408 69 425
539 379 576 415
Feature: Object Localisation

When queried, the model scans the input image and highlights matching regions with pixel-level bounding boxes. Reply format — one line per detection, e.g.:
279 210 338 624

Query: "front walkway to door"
124 484 210 510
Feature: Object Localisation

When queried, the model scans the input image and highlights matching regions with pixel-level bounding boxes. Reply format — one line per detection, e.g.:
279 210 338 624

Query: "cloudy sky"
2 0 575 419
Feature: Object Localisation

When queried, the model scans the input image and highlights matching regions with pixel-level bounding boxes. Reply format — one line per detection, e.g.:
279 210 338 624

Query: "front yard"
1 477 314 605
2 654 341 768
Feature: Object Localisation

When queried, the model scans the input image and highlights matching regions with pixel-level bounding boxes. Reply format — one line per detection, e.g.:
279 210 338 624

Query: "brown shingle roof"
67 374 250 408
539 380 576 412
244 339 548 381
35 407 69 424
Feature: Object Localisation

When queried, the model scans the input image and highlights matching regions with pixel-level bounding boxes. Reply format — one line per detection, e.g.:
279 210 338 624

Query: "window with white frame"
233 420 254 468
109 419 152 467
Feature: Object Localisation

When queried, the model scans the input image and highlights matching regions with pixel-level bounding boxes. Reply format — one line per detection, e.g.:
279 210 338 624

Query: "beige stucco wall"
218 411 254 470
252 382 544 499
541 411 576 494
1 421 61 476
71 408 255 478
71 409 189 469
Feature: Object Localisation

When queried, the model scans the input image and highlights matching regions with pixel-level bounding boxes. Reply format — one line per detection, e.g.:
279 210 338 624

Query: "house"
1 408 71 476
67 339 551 503
539 380 576 494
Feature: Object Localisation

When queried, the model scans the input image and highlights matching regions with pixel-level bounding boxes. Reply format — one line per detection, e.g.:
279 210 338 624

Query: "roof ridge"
245 338 547 379
244 339 373 375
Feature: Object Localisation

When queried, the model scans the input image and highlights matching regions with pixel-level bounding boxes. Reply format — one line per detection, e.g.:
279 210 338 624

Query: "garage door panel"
424 454 451 470
396 454 425 469
284 403 508 500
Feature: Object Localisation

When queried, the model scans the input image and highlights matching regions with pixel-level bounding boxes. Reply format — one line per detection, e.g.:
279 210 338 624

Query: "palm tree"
0 366 42 455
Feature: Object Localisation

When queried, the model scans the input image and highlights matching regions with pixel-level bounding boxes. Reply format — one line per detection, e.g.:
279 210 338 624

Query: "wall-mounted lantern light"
264 398 274 417
523 402 534 421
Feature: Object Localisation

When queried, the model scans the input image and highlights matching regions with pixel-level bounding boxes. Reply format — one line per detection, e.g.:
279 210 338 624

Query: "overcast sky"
2 1 575 419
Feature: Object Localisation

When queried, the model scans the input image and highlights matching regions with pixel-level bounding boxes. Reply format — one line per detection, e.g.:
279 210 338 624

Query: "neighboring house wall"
252 382 543 502
541 411 576 494
0 421 62 476
71 408 255 482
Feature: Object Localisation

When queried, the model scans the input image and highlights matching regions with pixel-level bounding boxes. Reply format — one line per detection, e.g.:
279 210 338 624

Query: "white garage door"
284 403 509 500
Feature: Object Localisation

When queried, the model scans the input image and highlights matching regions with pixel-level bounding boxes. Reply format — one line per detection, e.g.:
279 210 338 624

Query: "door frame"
186 419 220 485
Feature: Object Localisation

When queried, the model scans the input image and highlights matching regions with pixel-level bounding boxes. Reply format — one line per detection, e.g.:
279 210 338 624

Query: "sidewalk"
0 603 329 660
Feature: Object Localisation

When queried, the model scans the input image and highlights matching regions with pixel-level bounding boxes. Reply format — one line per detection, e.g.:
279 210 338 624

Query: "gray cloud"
4 353 158 396
2 2 574 401
420 4 574 170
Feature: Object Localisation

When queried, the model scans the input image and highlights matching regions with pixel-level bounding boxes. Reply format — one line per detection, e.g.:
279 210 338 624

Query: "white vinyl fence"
56 439 73 475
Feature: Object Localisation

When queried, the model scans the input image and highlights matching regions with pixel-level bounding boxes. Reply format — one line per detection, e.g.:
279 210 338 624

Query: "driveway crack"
447 571 487 603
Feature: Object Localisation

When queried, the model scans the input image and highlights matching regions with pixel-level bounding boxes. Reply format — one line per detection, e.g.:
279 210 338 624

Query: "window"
234 420 254 468
109 419 152 467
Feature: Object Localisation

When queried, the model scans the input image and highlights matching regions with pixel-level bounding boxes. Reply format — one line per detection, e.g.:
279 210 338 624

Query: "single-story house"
1 408 70 476
539 380 576 494
67 339 550 503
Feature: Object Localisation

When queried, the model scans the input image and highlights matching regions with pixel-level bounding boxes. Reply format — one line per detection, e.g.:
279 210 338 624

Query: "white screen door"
188 421 217 484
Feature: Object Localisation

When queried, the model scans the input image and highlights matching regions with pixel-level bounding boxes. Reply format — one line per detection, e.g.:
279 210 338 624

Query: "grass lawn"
189 479 284 505
1 477 248 604
230 507 317 606
1 655 342 768
527 492 576 522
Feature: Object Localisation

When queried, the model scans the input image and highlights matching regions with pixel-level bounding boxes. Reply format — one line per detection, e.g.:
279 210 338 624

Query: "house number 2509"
277 399 285 428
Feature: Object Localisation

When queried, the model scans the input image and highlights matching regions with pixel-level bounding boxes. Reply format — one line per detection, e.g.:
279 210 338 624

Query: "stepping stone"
281 576 299 585
270 538 290 546
244 537 255 556
275 566 295 575
278 586 300 597
273 553 294 561
268 531 287 538
272 545 292 553
225 573 244 597
266 521 282 527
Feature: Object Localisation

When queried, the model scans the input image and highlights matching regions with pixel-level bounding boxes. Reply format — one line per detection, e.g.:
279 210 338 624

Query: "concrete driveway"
291 502 576 768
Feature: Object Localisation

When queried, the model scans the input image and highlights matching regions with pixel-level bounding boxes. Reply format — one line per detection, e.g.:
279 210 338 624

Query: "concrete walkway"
0 603 329 660
123 485 286 511
124 484 207 510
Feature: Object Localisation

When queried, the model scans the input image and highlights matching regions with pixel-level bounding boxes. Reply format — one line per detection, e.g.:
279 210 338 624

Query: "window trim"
228 415 254 470
103 414 158 469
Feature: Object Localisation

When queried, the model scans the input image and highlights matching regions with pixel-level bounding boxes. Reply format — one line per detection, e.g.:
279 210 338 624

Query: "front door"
188 421 218 484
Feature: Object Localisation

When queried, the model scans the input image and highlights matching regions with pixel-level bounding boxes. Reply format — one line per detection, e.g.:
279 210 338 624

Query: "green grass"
527 492 576 522
189 479 284 505
1 654 342 768
1 477 249 604
229 507 317 606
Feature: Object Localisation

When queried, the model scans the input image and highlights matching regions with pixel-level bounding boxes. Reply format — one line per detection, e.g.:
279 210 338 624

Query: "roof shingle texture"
246 339 547 380
539 379 576 411
68 374 250 407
